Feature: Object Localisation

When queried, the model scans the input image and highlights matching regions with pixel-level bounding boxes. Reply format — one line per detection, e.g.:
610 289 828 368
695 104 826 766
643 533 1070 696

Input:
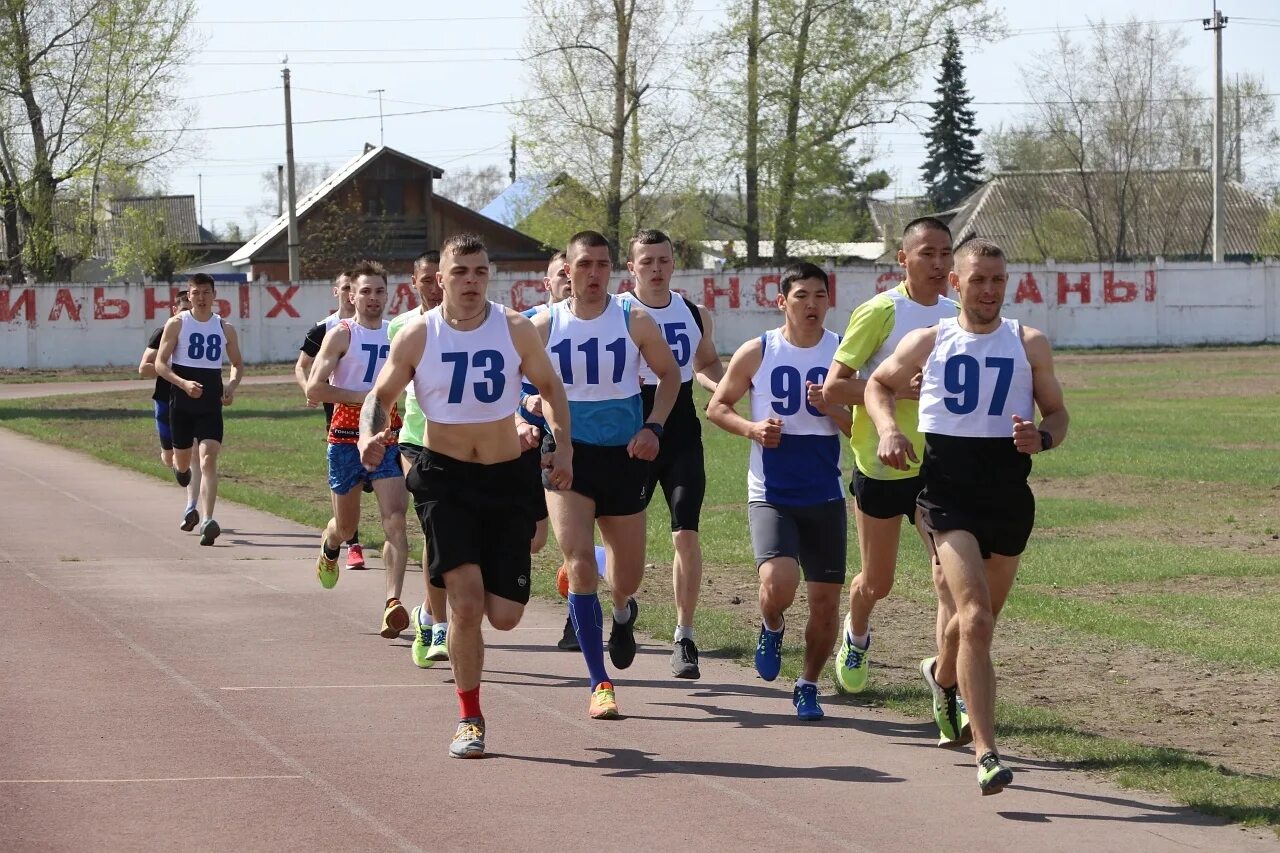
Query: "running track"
0 418 1273 851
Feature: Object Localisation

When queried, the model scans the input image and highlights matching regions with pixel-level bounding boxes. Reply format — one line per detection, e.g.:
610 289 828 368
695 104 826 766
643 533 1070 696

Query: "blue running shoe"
793 683 824 721
754 621 784 681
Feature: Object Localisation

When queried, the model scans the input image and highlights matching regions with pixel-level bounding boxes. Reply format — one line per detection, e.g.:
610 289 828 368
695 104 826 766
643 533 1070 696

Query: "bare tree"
437 164 508 211
515 0 703 253
0 0 196 280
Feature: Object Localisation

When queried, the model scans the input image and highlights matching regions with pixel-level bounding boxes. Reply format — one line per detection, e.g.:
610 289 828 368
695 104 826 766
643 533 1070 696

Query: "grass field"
2 345 1278 830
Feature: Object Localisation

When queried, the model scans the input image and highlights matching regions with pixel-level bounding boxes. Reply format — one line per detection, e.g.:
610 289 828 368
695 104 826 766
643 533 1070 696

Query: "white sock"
844 615 869 648
796 678 816 689
418 608 433 627
762 615 784 633
612 605 631 624
434 621 447 633
674 625 694 644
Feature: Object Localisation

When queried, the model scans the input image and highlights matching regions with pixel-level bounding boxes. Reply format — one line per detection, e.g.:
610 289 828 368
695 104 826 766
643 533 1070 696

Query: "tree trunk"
771 0 815 266
744 0 760 265
0 179 22 281
606 0 633 256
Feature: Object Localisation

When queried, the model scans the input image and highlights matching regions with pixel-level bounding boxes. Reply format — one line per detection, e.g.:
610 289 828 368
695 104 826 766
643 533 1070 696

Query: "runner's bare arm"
628 307 680 461
692 305 724 392
1013 326 1069 454
706 338 780 447
222 322 244 405
139 345 159 379
866 327 936 470
510 312 572 488
304 325 363 405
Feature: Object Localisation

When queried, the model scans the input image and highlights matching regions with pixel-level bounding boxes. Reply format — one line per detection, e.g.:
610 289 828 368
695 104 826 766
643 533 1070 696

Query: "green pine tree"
921 28 985 210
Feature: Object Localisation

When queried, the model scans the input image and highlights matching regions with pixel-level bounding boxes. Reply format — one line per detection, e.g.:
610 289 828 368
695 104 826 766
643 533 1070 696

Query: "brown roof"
96 195 205 260
949 170 1274 261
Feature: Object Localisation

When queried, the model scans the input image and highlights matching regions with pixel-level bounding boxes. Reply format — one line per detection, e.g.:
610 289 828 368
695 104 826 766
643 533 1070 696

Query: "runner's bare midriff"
423 418 523 464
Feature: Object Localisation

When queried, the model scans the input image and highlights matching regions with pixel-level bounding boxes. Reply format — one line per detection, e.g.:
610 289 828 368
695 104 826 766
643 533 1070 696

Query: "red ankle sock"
457 686 482 720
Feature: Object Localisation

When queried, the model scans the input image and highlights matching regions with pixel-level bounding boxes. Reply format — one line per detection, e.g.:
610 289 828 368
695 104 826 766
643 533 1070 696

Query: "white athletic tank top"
747 328 842 505
546 295 641 402
329 319 391 393
620 292 701 384
169 311 226 368
320 311 342 330
858 289 959 379
415 302 521 425
917 317 1034 438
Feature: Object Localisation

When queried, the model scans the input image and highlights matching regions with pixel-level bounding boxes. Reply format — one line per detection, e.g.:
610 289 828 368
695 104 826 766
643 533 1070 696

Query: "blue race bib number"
550 336 627 385
942 355 1014 416
187 332 222 362
769 365 827 417
441 349 506 404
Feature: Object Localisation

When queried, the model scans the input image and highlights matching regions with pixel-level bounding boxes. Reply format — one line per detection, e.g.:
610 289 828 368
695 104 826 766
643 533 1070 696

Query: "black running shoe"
671 637 701 679
557 615 580 651
174 468 191 487
199 518 221 546
180 507 199 532
607 597 639 669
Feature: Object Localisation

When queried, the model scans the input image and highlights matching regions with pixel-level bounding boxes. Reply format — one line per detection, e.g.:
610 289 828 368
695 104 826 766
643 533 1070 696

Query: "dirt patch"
1036 474 1280 554
1055 347 1280 398
631 561 1280 777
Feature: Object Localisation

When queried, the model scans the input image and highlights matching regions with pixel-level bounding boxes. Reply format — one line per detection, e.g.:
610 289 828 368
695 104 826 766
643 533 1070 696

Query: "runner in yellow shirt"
822 217 961 706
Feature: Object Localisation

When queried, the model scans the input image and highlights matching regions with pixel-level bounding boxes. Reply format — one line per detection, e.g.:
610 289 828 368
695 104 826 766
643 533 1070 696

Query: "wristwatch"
1039 429 1053 452
642 422 664 439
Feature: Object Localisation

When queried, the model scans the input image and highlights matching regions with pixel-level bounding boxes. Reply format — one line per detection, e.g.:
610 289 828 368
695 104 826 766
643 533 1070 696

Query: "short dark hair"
441 233 487 260
414 250 440 270
780 262 828 295
567 230 611 262
954 237 1006 265
902 216 952 246
348 259 389 284
187 273 215 289
627 228 672 260
333 271 350 284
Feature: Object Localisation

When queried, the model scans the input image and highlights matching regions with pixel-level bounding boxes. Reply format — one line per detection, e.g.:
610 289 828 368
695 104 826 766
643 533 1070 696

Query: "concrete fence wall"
2 262 1277 369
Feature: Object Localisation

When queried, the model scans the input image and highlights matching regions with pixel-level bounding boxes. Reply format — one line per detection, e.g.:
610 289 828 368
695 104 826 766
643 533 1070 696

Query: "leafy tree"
109 205 194 282
921 27 983 210
0 0 196 280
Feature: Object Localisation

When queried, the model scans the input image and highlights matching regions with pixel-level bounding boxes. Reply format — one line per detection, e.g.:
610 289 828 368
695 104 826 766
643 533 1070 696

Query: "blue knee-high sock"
568 592 609 690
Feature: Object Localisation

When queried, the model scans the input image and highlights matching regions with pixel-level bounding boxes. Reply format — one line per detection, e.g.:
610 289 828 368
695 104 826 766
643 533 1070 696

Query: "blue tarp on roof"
478 175 554 227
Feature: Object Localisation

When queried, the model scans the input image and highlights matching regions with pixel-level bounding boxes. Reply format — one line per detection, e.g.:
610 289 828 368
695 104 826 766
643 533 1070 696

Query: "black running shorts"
748 500 848 585
916 481 1035 559
542 437 649 519
852 470 923 522
643 439 705 532
406 448 534 604
169 406 222 448
517 445 549 522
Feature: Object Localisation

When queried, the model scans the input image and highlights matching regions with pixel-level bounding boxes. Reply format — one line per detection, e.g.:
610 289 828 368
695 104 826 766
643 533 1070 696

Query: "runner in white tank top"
356 235 572 759
305 263 411 644
864 239 1069 796
708 263 853 723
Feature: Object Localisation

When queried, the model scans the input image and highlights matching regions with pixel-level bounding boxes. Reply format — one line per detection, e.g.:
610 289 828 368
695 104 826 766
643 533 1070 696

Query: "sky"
166 0 1280 238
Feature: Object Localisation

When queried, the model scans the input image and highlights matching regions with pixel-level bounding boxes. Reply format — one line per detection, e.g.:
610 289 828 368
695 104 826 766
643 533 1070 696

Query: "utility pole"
1204 4 1227 263
369 89 386 146
197 173 203 229
283 63 301 281
276 165 284 217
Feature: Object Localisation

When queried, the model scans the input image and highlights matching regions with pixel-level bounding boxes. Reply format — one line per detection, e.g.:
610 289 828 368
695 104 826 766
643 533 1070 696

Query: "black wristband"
1039 429 1053 452
642 421 664 439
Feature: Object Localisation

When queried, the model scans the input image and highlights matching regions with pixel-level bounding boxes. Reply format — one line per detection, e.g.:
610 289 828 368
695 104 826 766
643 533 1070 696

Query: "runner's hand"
544 444 573 490
358 428 391 471
749 417 783 448
805 381 829 415
877 429 918 470
516 421 541 451
185 380 203 399
525 393 544 417
627 427 660 461
1011 414 1040 455
221 389 235 406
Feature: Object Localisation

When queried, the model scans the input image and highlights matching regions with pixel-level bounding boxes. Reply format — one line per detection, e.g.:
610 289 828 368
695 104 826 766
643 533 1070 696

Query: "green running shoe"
316 541 339 590
834 626 871 694
978 751 1013 795
426 623 449 662
921 656 972 747
410 606 434 669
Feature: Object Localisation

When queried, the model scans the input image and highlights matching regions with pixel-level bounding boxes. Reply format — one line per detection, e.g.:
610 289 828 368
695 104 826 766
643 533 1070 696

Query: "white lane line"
0 775 303 784
220 684 439 691
23 571 424 853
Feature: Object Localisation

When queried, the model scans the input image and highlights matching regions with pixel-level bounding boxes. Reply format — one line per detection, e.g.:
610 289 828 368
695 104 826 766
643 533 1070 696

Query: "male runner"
306 261 410 639
515 251 579 650
295 272 366 569
866 238 1068 795
389 251 451 667
707 263 850 721
154 274 243 546
139 290 202 530
621 229 724 679
358 233 572 758
822 216 960 695
529 230 679 719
